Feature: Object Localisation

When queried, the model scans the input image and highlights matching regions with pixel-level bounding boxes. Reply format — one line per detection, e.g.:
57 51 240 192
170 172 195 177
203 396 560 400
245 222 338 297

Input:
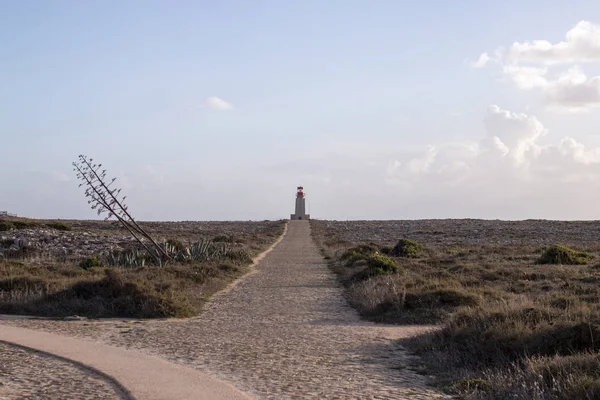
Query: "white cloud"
204 96 233 111
503 65 548 89
505 21 600 64
476 21 600 111
471 52 491 68
483 105 546 164
544 67 600 111
503 65 600 111
386 105 600 193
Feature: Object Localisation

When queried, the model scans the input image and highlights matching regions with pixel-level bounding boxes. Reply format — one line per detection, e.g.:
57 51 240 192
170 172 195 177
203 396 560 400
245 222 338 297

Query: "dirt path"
0 341 122 400
1 221 447 399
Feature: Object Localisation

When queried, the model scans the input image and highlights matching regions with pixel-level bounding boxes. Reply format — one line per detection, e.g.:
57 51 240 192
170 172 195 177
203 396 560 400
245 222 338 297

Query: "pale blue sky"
3 1 600 220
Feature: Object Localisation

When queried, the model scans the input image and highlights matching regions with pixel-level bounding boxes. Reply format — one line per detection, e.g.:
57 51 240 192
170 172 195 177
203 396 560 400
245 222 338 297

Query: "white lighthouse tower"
290 186 310 220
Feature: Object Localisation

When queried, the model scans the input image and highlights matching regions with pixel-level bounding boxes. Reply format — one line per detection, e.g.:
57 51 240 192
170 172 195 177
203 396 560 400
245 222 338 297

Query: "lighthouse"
290 186 310 220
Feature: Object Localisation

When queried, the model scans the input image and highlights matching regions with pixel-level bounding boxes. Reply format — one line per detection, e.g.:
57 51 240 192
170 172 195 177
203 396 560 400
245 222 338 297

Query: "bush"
45 221 72 231
79 257 102 270
366 253 397 271
340 243 379 267
419 303 600 371
390 238 423 258
0 221 15 232
538 244 593 265
11 220 40 229
355 254 399 279
3 269 196 318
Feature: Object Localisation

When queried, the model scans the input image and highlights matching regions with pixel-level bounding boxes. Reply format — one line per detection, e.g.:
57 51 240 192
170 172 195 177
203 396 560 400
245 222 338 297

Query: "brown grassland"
0 217 285 318
311 219 600 400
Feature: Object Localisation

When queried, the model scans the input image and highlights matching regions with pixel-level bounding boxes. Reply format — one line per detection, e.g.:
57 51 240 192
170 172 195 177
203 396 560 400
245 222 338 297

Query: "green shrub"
45 221 72 231
11 220 40 230
340 243 379 267
537 244 593 265
390 238 424 258
357 254 399 279
79 257 103 270
0 221 15 232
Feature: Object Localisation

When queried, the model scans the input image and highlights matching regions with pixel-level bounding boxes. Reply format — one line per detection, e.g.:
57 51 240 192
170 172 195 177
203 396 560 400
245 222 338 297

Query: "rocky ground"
315 219 600 246
0 219 284 259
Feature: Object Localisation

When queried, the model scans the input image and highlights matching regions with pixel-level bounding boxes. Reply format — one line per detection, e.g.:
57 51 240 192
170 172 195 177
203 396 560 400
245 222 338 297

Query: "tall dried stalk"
72 155 170 263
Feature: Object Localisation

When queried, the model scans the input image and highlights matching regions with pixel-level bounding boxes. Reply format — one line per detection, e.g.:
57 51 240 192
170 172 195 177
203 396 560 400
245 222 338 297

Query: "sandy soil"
1 221 448 399
0 342 121 400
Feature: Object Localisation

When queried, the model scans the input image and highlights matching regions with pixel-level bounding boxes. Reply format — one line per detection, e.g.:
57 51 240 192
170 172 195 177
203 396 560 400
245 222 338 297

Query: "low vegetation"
311 219 600 399
0 218 285 318
537 243 593 265
0 218 71 232
45 221 72 231
390 238 423 258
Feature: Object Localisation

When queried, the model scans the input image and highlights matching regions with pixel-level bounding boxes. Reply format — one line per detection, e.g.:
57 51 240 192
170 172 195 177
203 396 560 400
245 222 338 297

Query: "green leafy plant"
537 244 593 265
390 238 424 258
79 256 103 270
365 253 398 275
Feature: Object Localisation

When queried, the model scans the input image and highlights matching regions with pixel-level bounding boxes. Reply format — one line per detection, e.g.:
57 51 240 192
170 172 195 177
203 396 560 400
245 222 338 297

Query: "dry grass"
0 218 285 318
311 219 600 399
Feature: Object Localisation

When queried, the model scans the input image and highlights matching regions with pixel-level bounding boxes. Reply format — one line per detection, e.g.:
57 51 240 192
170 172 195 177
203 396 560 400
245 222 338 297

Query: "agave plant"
105 248 148 268
103 239 242 267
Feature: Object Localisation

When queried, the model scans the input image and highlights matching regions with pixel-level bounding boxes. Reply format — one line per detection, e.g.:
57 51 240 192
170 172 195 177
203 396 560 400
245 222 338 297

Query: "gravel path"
0 342 121 400
1 220 447 399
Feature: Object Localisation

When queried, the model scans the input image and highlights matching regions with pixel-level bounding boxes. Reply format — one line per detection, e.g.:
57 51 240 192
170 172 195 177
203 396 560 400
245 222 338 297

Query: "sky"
3 1 600 220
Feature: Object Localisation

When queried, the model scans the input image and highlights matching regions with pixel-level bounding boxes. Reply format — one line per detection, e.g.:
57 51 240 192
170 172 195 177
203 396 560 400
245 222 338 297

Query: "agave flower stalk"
73 155 170 262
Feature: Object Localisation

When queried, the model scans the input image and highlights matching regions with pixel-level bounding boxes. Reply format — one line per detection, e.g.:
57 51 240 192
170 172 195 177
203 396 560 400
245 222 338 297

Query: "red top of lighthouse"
296 186 304 198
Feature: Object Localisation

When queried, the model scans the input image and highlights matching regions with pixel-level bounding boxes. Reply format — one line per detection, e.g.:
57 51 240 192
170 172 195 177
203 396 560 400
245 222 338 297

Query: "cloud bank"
474 21 600 111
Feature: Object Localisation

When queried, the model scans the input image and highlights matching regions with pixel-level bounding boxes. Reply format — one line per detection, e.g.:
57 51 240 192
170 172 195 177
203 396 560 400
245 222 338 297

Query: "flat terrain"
0 218 285 318
312 219 600 399
313 219 600 246
0 342 121 400
1 219 284 259
1 221 447 399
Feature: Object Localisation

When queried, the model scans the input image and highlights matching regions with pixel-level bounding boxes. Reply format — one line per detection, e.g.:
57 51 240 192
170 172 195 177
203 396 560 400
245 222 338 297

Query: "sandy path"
1 220 447 399
0 342 121 400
